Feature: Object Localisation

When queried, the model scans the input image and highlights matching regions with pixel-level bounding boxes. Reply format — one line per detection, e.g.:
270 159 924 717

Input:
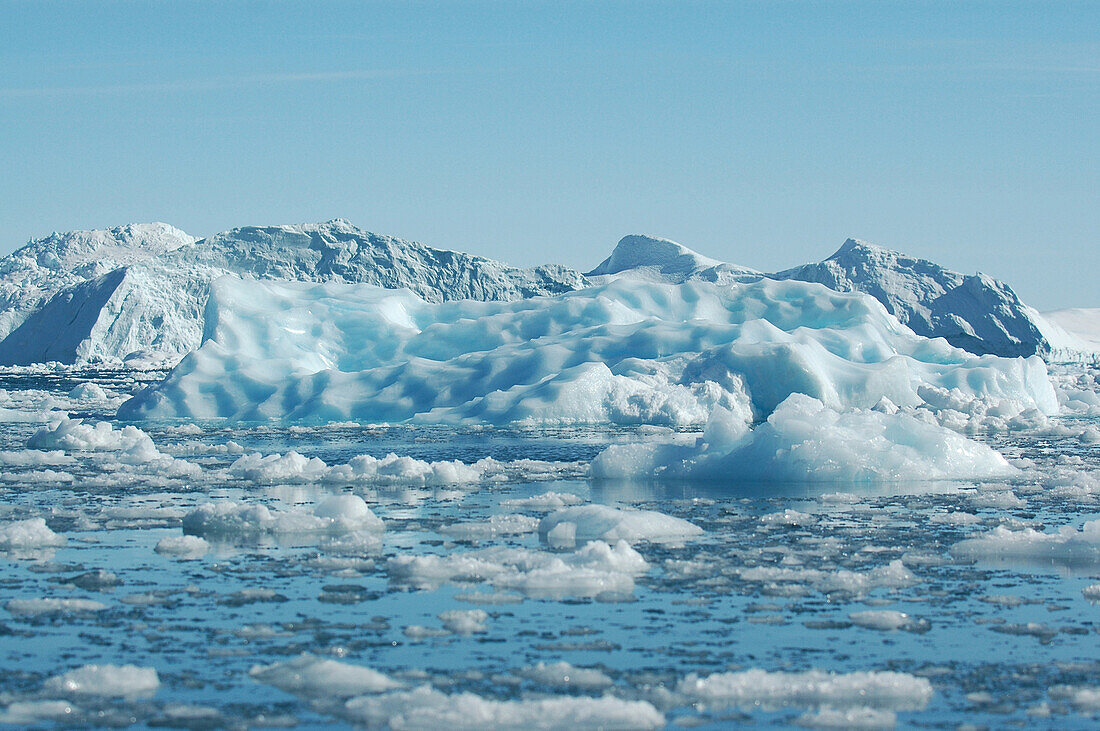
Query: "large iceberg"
593 234 1059 359
0 220 586 366
120 273 1057 424
590 393 1018 483
0 222 196 342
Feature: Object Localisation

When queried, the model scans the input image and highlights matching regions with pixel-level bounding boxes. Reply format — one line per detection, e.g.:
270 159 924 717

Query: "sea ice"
43 664 160 698
342 685 664 729
591 394 1017 483
678 668 933 711
249 654 403 698
538 505 703 544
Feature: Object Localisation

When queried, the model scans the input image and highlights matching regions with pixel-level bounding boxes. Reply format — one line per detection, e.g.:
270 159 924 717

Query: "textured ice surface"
120 275 1057 426
249 654 403 698
44 664 160 698
343 685 665 730
0 220 585 366
591 394 1018 483
538 504 703 544
678 668 933 711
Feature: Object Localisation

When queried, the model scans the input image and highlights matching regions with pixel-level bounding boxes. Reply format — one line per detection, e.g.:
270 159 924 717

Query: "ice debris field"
0 222 1099 728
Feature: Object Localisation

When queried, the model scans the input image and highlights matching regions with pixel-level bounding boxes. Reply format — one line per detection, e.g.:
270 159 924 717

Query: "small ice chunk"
6 598 106 616
343 685 664 729
155 534 211 558
539 504 702 545
547 521 577 549
44 664 159 697
519 661 613 690
249 654 403 698
849 610 914 632
678 668 933 711
0 518 66 549
439 609 489 635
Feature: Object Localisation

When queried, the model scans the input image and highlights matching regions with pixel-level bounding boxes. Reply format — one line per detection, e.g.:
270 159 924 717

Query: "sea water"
0 368 1098 728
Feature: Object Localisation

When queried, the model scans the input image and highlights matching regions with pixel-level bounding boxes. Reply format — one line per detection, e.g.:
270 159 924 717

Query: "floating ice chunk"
343 685 664 729
519 662 613 690
795 706 897 729
547 521 577 549
0 700 80 725
44 664 159 698
229 451 328 483
30 416 152 453
1082 584 1100 602
969 491 1025 509
249 654 403 698
439 609 489 635
6 598 107 616
951 520 1100 566
154 534 210 558
326 453 483 486
539 505 702 545
0 518 66 549
929 511 981 526
440 514 539 540
848 610 918 632
592 394 1017 483
678 668 933 711
182 495 383 537
500 492 585 511
68 383 108 400
26 415 197 474
736 560 917 598
387 540 648 600
0 449 74 466
761 509 816 527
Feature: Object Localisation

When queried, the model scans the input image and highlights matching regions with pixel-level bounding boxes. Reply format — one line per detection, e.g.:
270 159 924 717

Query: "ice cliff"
0 220 586 366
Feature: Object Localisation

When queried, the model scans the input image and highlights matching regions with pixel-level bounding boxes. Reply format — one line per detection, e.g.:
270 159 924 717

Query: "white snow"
342 685 664 729
43 664 160 697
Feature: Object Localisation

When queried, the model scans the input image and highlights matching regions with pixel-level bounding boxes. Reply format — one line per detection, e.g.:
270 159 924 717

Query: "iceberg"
0 220 586 366
120 274 1057 424
590 394 1019 483
592 233 1064 359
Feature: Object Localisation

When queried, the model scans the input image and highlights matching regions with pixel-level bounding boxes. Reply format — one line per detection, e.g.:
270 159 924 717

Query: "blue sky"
1 0 1096 308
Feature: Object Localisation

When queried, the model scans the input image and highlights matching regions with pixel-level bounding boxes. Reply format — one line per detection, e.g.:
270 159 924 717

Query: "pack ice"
120 274 1056 430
